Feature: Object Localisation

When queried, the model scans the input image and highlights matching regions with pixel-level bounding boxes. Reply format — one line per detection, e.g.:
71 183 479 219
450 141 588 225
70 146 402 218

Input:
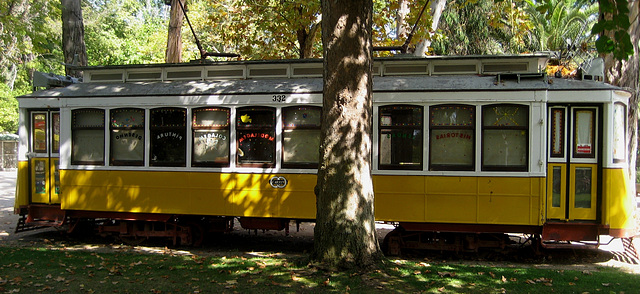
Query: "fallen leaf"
501 276 507 282
438 271 456 277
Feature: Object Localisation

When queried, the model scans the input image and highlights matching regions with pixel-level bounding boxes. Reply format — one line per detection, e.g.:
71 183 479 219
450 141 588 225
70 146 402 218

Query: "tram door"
29 111 60 204
547 105 599 221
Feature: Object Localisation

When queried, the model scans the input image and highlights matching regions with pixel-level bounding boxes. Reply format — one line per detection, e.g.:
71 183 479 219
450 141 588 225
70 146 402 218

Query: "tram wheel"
119 235 147 246
382 228 404 256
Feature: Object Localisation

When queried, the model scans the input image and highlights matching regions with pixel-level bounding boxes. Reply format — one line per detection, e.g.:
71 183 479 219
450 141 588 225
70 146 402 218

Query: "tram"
13 54 635 252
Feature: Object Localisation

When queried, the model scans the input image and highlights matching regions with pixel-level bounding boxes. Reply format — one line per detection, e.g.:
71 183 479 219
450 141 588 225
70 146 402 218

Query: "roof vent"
432 63 477 74
483 63 529 73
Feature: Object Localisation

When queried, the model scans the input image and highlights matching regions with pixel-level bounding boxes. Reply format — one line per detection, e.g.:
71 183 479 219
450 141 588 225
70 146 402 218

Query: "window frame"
281 106 322 169
236 106 276 168
481 103 529 172
71 108 105 165
192 107 231 167
109 108 145 166
149 107 187 167
378 104 424 171
613 102 626 163
428 104 476 171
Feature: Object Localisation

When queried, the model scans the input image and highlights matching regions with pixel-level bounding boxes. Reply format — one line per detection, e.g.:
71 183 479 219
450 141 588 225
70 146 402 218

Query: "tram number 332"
272 95 287 103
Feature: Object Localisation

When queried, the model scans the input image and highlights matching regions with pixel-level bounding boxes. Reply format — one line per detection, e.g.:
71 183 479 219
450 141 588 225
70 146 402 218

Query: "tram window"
32 113 47 153
613 103 626 163
110 108 145 166
282 106 321 168
379 105 423 170
429 105 475 171
573 109 596 158
192 107 230 167
72 109 105 165
482 104 529 171
237 107 276 167
550 108 566 158
150 108 186 166
52 113 60 153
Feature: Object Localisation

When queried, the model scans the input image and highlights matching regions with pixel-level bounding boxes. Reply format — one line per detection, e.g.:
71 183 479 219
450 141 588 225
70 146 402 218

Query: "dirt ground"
1 170 639 274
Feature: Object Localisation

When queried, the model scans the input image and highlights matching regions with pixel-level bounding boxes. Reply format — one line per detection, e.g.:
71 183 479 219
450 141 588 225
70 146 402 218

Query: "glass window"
379 105 423 170
482 104 528 171
72 109 105 165
282 106 321 168
236 107 275 167
573 109 595 158
550 108 566 158
150 108 186 166
192 107 230 167
429 105 475 171
32 113 47 153
52 113 60 153
110 108 145 166
613 103 626 163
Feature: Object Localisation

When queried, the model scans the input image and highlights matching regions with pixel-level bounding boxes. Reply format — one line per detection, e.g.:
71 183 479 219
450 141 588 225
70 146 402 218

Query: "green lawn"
1 246 638 293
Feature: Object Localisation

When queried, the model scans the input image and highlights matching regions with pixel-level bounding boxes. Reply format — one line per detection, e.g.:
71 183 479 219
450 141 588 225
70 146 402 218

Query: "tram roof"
19 74 618 99
19 54 620 99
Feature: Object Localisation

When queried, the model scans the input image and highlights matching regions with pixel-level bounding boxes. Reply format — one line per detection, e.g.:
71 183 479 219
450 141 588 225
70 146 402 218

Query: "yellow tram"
14 54 635 251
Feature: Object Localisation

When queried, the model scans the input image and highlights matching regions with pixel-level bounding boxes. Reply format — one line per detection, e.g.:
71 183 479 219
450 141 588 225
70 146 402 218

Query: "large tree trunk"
603 0 639 198
61 0 87 77
313 0 381 269
165 0 184 63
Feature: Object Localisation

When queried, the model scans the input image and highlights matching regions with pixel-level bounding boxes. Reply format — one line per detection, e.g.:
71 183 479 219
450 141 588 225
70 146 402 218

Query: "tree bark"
297 22 320 59
61 0 87 77
313 0 382 269
602 0 639 195
165 0 184 63
414 0 447 56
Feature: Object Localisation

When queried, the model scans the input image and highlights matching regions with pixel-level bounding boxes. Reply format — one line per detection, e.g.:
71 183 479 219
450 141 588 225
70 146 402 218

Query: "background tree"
83 0 169 65
165 0 185 63
597 0 639 193
313 0 382 269
61 0 88 77
0 0 62 133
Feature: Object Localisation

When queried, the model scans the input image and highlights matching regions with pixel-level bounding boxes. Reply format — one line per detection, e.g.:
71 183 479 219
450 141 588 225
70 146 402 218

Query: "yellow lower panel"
60 170 543 226
14 161 30 211
602 168 634 232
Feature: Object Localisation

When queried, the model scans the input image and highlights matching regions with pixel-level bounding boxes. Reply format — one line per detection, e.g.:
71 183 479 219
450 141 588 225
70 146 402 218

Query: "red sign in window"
577 144 591 154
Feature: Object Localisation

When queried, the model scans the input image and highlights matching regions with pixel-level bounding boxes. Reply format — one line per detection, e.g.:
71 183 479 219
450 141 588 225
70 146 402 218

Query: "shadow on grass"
3 227 639 293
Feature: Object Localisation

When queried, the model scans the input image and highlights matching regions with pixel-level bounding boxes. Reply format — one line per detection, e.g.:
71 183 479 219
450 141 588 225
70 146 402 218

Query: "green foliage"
526 0 598 55
431 0 510 55
0 84 19 134
83 0 169 65
0 0 64 94
196 0 322 60
591 0 633 60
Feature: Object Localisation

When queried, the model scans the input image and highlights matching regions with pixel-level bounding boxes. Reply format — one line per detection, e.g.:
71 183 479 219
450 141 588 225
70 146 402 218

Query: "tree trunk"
165 0 184 63
397 0 410 39
414 0 446 56
313 0 381 269
297 23 320 59
602 0 639 197
61 0 87 77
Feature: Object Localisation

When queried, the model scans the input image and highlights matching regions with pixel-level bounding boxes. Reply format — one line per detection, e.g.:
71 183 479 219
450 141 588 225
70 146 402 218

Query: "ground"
1 170 639 275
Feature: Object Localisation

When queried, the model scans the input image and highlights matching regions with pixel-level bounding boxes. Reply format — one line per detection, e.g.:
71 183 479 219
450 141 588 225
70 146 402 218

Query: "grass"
1 246 638 293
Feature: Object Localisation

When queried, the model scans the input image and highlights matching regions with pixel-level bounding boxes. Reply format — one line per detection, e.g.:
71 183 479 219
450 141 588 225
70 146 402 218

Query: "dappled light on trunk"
313 0 382 269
